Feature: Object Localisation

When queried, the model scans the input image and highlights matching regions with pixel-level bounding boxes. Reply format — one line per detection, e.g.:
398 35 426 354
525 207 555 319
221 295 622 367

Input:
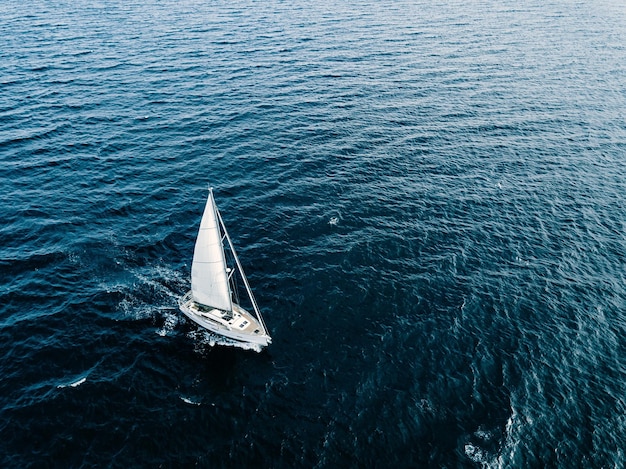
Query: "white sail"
190 190 232 311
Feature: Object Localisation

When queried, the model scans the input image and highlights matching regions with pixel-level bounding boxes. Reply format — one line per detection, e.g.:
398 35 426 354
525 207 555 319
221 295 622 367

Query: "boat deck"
178 291 270 346
190 303 263 335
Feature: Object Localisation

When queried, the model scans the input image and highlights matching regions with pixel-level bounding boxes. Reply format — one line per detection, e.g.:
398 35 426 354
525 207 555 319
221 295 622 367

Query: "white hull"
179 291 271 347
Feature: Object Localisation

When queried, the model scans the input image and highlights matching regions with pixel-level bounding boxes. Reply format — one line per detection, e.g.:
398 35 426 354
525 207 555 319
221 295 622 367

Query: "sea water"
1 0 625 466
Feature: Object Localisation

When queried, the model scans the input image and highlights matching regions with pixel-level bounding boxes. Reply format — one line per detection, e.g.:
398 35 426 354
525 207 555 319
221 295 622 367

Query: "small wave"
180 396 201 406
57 376 87 389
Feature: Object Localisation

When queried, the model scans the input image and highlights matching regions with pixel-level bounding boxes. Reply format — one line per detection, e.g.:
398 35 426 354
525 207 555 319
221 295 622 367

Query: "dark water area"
1 0 626 466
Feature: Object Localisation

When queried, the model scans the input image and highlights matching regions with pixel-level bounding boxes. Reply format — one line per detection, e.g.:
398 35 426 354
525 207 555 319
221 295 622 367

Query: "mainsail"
190 190 232 311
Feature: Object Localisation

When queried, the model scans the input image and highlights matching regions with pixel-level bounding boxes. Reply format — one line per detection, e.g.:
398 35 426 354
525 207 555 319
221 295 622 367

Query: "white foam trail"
492 407 523 469
157 309 179 336
187 329 264 353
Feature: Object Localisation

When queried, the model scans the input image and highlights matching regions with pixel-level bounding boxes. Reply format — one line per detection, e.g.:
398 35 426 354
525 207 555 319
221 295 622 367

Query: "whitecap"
57 376 87 389
71 377 87 387
180 396 201 406
464 443 487 463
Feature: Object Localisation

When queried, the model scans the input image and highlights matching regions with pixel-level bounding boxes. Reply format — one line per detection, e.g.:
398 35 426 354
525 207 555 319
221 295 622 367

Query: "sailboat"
179 188 271 348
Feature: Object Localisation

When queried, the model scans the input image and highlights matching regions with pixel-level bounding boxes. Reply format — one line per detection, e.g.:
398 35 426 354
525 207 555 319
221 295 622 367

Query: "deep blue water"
2 0 626 466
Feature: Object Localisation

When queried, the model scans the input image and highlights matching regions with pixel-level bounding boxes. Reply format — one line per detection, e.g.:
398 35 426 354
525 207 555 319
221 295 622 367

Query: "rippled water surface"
1 0 626 467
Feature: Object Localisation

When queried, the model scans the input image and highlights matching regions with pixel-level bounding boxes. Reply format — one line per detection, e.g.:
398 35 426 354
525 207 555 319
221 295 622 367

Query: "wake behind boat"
179 188 271 348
